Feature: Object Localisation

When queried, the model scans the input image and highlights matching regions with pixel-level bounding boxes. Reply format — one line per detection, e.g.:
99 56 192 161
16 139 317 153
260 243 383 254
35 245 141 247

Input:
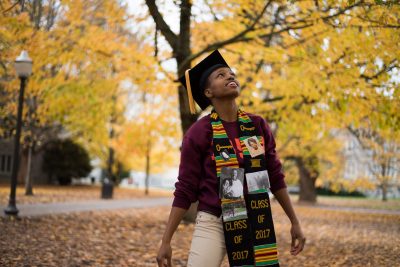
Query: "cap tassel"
184 69 196 114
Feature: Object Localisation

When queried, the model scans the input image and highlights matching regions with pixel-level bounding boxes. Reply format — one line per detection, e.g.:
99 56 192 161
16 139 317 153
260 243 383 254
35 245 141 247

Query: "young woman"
156 50 305 267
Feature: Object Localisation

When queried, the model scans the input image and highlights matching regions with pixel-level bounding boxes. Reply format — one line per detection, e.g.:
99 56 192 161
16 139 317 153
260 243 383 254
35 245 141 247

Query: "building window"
1 155 5 172
7 155 12 172
0 154 12 174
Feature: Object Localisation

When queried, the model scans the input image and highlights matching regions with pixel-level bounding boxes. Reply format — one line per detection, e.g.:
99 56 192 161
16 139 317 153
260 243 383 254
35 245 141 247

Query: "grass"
288 194 400 211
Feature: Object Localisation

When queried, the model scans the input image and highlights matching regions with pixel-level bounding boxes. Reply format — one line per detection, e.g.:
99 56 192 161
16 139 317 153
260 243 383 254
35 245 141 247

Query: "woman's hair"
222 178 232 186
247 138 257 146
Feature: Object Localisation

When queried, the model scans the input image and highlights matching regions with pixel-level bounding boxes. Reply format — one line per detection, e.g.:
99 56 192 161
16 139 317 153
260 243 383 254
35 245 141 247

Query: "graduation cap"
179 50 230 114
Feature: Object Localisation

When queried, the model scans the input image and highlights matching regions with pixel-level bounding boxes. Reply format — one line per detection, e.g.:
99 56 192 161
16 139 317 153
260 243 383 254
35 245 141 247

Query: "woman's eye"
218 73 224 77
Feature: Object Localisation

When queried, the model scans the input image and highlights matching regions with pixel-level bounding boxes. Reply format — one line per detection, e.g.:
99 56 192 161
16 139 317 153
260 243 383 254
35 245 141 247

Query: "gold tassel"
184 69 196 114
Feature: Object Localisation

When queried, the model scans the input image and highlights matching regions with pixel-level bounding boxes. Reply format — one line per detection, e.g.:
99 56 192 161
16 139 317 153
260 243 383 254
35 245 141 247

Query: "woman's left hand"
290 223 306 256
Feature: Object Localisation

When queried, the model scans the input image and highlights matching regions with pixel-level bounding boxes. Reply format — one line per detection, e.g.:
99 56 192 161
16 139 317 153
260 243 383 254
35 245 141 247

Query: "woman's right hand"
156 242 172 267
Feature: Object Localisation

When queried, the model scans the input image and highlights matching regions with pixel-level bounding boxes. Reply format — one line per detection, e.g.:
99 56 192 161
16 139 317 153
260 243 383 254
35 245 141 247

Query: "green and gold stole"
211 108 279 267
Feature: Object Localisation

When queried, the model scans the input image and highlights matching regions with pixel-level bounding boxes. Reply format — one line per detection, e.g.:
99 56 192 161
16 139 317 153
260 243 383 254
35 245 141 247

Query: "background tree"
113 75 180 194
42 138 91 185
1 0 171 186
1 0 398 202
143 0 399 202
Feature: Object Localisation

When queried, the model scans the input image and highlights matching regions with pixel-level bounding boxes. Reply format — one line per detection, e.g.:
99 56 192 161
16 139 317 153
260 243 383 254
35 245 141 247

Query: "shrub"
42 139 91 185
316 187 366 198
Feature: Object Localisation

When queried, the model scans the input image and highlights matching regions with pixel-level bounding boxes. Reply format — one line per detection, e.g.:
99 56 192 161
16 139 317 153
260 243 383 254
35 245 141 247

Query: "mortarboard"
179 50 230 114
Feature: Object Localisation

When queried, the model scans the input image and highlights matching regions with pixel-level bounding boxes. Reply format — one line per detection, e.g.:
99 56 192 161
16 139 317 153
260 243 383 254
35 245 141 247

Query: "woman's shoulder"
244 111 273 136
183 114 212 148
245 111 267 125
186 114 212 136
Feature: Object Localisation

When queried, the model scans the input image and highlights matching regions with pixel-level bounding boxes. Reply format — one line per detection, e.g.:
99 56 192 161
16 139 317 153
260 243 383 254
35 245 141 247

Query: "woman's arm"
156 206 188 267
273 187 306 256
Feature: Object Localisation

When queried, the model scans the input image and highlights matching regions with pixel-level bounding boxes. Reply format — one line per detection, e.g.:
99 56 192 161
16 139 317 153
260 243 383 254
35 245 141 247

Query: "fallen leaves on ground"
0 184 172 206
1 202 399 267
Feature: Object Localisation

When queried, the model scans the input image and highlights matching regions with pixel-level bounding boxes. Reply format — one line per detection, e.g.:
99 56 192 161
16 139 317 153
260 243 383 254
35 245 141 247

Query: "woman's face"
232 170 238 179
204 67 240 100
223 180 230 190
250 141 258 150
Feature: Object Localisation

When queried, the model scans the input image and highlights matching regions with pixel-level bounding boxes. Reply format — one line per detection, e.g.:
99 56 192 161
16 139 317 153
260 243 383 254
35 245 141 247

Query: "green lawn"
289 194 400 211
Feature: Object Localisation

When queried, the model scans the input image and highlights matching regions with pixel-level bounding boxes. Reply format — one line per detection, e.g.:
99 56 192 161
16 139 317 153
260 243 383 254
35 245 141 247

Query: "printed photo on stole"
243 136 264 158
219 167 245 199
246 170 270 193
220 148 230 161
222 199 248 222
220 167 248 222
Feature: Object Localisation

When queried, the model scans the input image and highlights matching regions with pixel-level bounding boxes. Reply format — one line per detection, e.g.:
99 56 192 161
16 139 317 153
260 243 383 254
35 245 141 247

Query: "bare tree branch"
204 0 220 21
2 0 19 14
360 59 398 81
178 0 273 72
277 135 297 154
178 0 191 59
145 0 178 50
281 29 328 49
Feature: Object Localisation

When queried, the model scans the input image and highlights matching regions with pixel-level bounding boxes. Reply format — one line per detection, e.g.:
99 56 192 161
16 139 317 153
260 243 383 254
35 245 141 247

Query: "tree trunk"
298 165 317 203
108 117 115 183
288 155 318 203
381 181 388 202
107 144 114 182
175 0 197 134
145 139 151 195
17 148 28 185
175 0 198 222
143 0 199 222
25 144 34 195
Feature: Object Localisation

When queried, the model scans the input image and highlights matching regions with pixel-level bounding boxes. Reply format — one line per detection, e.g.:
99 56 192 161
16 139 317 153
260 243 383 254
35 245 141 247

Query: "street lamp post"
4 51 33 216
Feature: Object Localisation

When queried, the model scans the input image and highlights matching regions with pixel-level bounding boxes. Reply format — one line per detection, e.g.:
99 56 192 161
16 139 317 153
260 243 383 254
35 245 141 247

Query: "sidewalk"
1 197 173 217
2 197 398 218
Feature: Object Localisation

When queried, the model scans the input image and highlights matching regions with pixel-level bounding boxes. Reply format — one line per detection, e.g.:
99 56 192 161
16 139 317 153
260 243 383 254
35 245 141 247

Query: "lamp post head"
15 50 33 79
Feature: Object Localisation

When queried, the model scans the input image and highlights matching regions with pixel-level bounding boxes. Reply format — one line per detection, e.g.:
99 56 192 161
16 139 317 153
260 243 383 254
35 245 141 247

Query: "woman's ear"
204 88 213 98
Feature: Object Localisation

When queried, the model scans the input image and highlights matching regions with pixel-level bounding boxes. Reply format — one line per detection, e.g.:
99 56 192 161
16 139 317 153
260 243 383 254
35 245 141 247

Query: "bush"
316 187 366 198
42 139 92 185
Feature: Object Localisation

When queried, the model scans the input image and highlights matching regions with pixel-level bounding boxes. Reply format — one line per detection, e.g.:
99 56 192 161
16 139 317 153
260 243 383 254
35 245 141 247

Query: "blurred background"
0 1 399 266
1 0 398 202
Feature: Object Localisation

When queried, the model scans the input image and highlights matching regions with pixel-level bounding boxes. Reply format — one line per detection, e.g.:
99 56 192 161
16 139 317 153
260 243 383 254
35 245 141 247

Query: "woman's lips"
226 81 238 88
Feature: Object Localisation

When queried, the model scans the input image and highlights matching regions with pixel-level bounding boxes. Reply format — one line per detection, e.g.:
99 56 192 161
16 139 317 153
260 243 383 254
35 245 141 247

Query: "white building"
334 129 399 198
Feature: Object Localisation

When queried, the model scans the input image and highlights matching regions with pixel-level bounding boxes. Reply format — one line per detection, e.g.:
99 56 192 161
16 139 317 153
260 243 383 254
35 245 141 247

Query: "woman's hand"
156 242 172 267
156 207 187 267
290 223 306 256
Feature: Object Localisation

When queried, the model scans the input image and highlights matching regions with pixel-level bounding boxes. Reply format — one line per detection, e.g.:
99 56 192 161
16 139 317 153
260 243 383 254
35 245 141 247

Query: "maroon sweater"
172 112 287 217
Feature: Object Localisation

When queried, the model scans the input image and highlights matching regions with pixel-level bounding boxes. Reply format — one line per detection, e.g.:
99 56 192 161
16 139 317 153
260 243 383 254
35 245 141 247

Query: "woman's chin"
225 88 240 98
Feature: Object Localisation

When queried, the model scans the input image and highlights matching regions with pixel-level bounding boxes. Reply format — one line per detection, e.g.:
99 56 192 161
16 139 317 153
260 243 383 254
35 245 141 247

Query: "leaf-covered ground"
1 202 399 267
0 184 172 205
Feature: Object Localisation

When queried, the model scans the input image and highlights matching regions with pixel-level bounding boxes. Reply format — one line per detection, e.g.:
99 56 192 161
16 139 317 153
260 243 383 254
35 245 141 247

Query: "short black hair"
248 138 257 145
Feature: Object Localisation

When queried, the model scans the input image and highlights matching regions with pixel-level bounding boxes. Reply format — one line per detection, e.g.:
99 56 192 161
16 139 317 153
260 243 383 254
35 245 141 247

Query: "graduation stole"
211 109 279 267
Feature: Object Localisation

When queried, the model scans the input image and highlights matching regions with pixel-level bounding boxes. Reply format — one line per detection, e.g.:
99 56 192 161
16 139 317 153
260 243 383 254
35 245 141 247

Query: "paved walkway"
1 197 399 218
1 197 173 218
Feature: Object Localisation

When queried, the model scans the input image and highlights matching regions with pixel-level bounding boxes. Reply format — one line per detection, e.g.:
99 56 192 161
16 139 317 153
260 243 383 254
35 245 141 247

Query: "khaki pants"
187 211 227 267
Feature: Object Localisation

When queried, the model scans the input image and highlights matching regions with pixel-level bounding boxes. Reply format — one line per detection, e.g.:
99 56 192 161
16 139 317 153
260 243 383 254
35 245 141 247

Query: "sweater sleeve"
172 134 202 209
259 118 287 194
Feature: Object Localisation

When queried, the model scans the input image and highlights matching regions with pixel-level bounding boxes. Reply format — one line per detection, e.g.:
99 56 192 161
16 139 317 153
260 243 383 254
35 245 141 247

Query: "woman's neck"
213 100 238 122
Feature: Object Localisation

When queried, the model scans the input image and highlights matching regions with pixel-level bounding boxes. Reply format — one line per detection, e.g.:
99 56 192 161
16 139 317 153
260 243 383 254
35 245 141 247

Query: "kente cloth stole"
211 109 279 267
